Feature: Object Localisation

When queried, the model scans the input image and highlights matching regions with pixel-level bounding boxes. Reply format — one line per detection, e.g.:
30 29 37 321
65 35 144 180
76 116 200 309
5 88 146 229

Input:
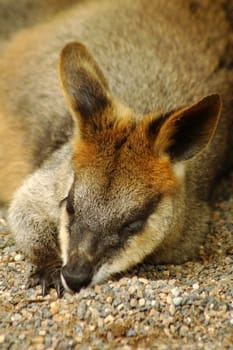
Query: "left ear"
150 94 222 161
59 41 112 137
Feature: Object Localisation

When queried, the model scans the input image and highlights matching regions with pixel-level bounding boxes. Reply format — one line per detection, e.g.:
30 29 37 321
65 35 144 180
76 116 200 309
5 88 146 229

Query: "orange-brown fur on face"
72 111 179 201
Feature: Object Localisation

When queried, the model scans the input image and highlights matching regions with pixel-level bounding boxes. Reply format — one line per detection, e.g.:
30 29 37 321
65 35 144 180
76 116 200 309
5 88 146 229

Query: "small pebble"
94 285 102 294
39 330 47 336
169 304 176 316
104 314 114 324
18 334 26 340
128 286 136 295
14 253 24 262
31 336 44 344
171 287 180 297
50 301 59 315
138 298 145 307
173 297 183 306
130 298 137 308
193 283 200 290
138 277 148 284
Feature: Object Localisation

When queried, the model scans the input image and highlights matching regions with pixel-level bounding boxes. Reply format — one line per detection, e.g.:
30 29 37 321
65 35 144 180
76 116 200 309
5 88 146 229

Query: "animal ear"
59 41 111 135
150 94 222 161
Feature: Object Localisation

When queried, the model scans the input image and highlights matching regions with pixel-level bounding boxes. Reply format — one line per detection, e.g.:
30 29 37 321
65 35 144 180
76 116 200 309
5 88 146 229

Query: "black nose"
61 264 92 292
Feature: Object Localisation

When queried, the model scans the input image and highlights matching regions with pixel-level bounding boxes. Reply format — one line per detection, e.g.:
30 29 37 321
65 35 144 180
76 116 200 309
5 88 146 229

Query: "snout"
61 263 93 292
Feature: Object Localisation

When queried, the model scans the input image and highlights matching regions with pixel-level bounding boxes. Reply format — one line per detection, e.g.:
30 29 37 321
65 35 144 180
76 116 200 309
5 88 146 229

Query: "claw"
55 280 64 298
41 278 48 297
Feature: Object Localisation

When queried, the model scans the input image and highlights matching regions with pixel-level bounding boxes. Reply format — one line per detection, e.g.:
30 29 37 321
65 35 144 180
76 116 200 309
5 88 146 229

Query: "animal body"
0 0 232 295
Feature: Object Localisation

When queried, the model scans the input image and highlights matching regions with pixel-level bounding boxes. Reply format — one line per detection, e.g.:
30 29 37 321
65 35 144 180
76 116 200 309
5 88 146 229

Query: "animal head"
58 42 221 292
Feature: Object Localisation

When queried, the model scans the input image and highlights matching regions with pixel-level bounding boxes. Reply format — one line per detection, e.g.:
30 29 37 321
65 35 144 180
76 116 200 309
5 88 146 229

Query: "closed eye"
121 219 146 235
59 197 75 216
64 181 75 217
120 195 161 236
66 198 75 216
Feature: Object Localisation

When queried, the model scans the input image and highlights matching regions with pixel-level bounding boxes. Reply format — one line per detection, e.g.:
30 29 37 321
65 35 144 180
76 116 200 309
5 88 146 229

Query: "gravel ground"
0 171 232 350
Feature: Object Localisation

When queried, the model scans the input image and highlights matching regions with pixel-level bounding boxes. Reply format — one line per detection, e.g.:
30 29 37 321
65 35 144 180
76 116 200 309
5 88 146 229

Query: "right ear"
59 41 112 136
147 94 222 162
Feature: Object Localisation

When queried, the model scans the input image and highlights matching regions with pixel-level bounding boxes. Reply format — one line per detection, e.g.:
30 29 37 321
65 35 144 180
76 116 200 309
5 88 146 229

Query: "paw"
27 264 64 298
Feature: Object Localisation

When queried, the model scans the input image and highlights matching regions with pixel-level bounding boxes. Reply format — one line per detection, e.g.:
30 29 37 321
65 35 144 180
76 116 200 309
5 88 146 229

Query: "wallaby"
0 0 232 296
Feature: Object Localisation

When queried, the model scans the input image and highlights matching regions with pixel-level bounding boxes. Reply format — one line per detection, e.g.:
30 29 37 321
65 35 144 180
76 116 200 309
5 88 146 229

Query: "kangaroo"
0 0 232 296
